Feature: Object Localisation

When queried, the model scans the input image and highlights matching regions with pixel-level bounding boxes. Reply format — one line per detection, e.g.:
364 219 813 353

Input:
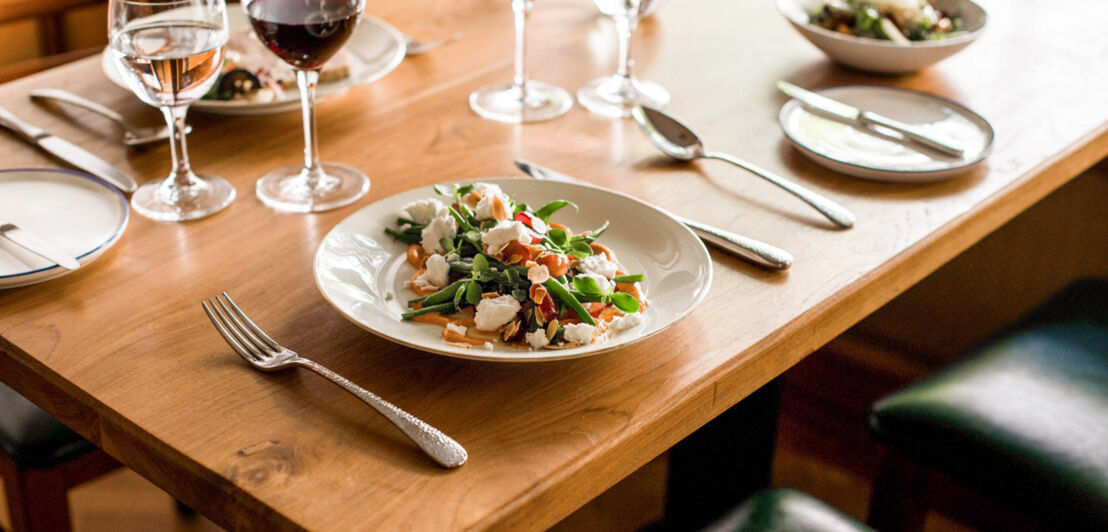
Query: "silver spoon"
404 32 461 56
632 105 855 229
30 89 185 146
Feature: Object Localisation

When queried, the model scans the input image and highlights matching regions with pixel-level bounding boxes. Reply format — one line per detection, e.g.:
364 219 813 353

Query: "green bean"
421 280 467 306
544 278 595 326
401 302 455 320
613 274 645 283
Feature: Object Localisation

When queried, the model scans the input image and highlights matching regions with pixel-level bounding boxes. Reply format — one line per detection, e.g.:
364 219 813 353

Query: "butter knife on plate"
0 223 80 270
776 81 965 157
0 105 138 193
514 160 793 270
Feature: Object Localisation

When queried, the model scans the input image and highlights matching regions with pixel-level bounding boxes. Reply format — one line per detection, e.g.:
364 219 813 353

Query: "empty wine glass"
109 0 235 222
244 0 369 212
578 0 670 118
469 0 572 123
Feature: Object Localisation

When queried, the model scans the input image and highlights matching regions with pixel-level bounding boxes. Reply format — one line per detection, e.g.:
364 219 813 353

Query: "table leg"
661 378 782 531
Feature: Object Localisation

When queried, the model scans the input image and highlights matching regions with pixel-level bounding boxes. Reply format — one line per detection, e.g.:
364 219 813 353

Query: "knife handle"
860 111 965 157
670 214 793 270
0 105 47 143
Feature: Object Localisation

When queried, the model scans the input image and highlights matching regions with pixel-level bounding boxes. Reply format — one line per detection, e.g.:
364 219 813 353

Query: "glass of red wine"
243 0 368 212
468 0 572 123
109 0 235 222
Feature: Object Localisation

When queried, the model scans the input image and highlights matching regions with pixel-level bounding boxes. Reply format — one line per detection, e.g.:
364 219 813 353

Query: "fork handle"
297 359 468 468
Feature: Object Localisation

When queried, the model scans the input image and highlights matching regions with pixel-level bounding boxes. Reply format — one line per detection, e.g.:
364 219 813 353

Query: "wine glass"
578 0 670 118
243 0 369 212
109 0 236 222
469 0 572 123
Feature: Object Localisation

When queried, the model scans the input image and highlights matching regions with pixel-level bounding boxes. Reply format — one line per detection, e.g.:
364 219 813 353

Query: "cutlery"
0 106 138 194
0 223 80 270
631 105 855 229
776 81 965 157
515 160 793 270
30 89 184 146
201 292 468 469
404 32 461 56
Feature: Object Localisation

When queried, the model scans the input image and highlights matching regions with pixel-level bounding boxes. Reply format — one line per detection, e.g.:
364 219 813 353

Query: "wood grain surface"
2 0 1108 530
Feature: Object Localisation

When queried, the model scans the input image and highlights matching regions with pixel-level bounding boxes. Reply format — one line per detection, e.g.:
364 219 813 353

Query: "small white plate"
101 10 406 116
314 178 714 362
779 85 994 182
0 169 129 289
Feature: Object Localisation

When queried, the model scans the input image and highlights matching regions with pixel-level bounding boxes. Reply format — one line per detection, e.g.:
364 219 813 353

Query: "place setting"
1 0 999 483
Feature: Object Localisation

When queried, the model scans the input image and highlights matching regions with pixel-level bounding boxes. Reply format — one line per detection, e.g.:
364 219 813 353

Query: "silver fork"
201 292 467 469
30 89 183 146
404 32 461 56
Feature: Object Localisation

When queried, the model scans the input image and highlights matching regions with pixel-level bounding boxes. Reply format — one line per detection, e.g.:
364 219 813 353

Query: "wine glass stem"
614 14 636 81
297 69 324 187
161 105 196 189
511 0 530 96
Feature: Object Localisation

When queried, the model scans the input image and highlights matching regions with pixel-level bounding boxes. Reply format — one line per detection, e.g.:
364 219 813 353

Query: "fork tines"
202 292 282 364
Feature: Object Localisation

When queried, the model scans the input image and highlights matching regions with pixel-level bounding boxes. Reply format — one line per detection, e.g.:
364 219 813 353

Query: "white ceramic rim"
778 84 995 180
313 178 714 363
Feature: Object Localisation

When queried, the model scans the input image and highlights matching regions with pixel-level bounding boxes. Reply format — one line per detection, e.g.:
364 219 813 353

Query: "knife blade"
776 81 965 157
0 105 138 193
513 160 793 270
0 223 80 270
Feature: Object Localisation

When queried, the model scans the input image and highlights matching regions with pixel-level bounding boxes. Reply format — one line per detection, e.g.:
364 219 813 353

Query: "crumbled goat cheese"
577 272 611 293
483 342 495 351
563 323 597 345
474 190 512 221
474 295 521 331
609 312 643 331
525 329 550 349
464 183 504 206
527 264 550 285
482 220 530 256
403 198 447 224
413 254 450 291
575 255 620 279
420 212 457 255
446 322 467 336
445 252 460 262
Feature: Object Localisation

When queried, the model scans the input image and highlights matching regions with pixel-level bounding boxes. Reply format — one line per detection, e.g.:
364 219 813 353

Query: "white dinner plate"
314 178 714 362
779 85 994 182
101 10 406 116
0 169 129 289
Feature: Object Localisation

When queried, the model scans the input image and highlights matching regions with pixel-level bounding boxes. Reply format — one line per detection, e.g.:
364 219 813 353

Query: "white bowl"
776 0 987 74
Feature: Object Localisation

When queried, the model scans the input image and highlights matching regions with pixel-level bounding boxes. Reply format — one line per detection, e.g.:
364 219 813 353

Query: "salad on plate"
809 0 965 43
385 183 648 351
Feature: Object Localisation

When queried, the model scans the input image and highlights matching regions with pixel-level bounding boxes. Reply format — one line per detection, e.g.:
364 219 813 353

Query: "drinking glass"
578 0 670 118
109 0 235 222
243 0 369 212
469 0 572 123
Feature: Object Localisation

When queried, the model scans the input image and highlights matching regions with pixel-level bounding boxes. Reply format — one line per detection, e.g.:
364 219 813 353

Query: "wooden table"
3 0 1108 529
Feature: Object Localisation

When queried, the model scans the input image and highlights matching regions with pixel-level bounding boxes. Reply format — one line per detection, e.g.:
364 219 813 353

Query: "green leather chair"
701 488 873 532
866 279 1108 531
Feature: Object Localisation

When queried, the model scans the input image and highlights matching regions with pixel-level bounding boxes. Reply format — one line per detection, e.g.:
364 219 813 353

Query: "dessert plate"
779 85 994 182
0 169 129 289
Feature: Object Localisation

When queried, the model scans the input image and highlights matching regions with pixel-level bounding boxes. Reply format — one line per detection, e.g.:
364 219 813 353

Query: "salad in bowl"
386 183 647 351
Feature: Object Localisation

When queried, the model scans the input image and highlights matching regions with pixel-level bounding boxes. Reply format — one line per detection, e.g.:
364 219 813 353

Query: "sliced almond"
490 195 510 221
546 319 559 342
482 292 500 299
501 319 521 341
533 306 546 326
529 285 548 305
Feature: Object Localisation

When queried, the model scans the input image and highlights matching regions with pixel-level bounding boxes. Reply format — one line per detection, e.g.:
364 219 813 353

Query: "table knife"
776 81 965 157
0 105 138 193
514 160 793 270
0 223 80 270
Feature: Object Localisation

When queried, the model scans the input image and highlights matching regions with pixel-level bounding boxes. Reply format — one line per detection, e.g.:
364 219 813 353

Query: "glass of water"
109 0 235 222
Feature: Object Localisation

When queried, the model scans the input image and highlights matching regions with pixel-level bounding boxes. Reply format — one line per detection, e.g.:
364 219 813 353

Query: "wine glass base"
255 162 369 213
469 81 573 123
577 76 670 118
131 175 236 222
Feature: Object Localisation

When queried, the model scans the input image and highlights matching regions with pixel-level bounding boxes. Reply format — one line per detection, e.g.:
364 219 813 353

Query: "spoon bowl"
632 105 855 228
